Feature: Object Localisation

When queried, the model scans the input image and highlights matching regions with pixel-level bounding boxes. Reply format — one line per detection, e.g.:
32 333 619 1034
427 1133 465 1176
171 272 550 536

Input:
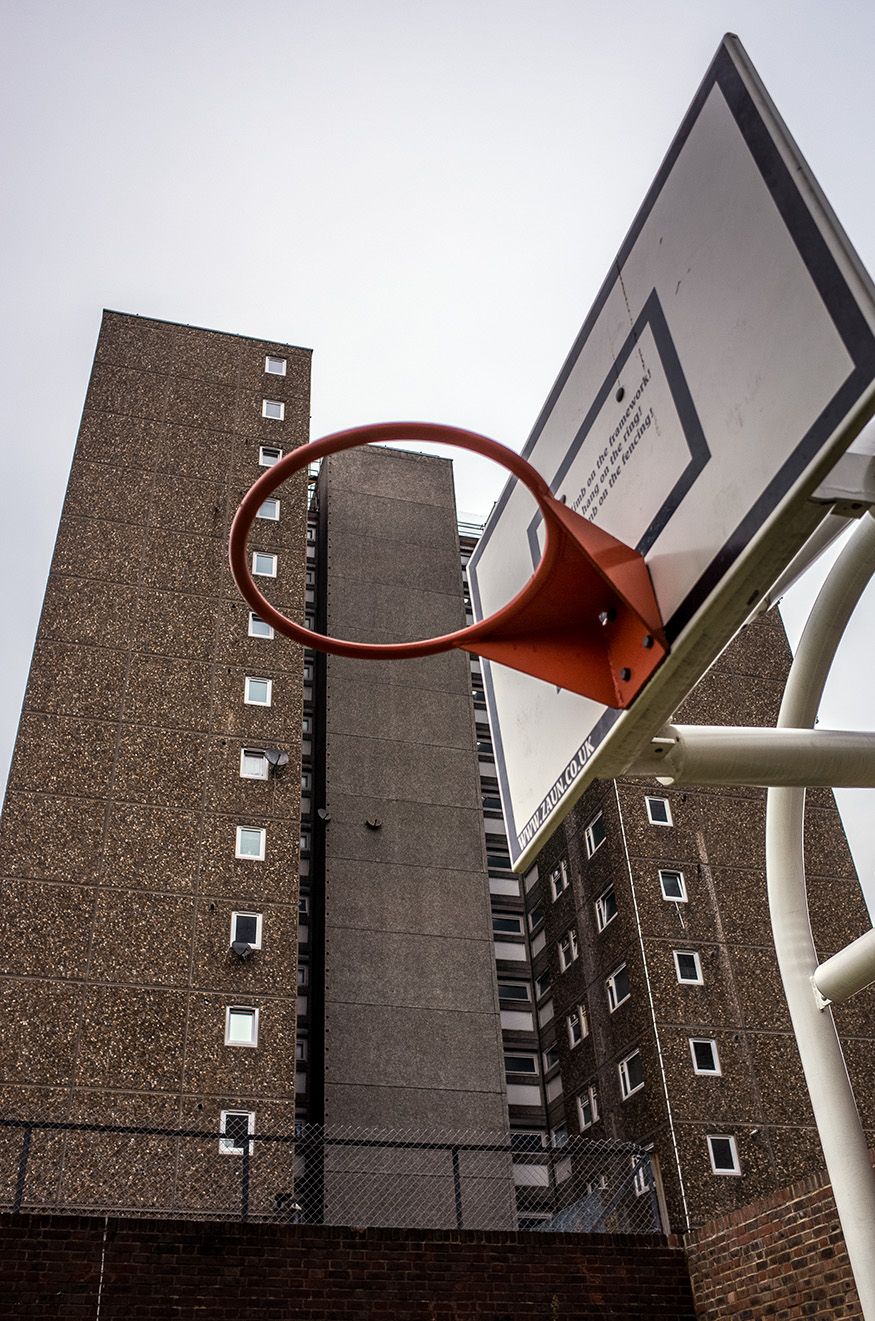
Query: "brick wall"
2 1212 695 1320
683 1164 863 1319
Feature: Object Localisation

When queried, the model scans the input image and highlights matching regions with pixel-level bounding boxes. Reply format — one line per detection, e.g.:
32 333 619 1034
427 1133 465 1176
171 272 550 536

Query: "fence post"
241 1140 251 1222
12 1124 32 1213
451 1146 463 1229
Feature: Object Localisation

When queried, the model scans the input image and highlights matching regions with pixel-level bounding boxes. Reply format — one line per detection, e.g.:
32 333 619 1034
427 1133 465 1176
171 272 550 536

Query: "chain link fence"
0 1117 661 1234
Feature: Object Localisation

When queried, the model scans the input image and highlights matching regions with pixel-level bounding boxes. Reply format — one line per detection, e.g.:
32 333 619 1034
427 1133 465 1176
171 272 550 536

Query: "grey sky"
3 0 875 904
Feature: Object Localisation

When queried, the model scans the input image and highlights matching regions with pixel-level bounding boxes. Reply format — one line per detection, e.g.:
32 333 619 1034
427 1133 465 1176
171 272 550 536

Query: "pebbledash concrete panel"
320 447 508 1153
0 312 309 1139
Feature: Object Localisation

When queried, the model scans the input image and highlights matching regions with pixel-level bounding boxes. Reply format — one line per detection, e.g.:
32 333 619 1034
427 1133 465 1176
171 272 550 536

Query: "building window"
299 895 309 916
297 965 308 986
230 911 262 949
262 399 284 420
618 1049 644 1099
300 831 310 852
558 928 579 971
527 903 545 932
248 613 274 639
536 970 551 999
504 1053 538 1075
493 915 523 935
577 1086 599 1130
235 826 266 860
265 356 287 375
646 796 672 825
550 861 569 900
244 676 272 706
674 950 703 984
257 498 280 520
551 1124 568 1148
584 812 606 857
707 1135 740 1175
690 1038 721 1075
301 770 312 791
220 1110 255 1155
240 748 269 779
659 869 687 902
497 982 530 1001
252 551 277 578
259 445 283 467
606 964 630 1011
225 1006 259 1047
567 1006 588 1047
543 1046 560 1072
595 884 618 931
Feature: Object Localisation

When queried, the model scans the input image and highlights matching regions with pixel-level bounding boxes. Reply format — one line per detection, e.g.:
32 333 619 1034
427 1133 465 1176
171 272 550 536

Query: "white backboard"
467 35 875 871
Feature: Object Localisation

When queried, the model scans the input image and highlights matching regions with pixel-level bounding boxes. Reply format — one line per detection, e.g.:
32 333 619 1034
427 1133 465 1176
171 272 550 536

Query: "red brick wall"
682 1165 862 1319
2 1213 695 1319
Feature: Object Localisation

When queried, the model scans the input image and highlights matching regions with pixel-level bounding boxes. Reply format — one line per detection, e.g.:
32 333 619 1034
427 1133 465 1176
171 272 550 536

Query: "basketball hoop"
228 422 668 708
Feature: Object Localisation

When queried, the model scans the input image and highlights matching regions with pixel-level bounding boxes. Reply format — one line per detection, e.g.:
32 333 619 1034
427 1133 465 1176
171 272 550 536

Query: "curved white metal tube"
766 509 875 1319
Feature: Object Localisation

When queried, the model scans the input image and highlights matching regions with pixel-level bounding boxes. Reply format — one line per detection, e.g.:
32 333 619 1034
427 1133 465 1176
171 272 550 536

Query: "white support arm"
813 928 875 1006
626 726 875 786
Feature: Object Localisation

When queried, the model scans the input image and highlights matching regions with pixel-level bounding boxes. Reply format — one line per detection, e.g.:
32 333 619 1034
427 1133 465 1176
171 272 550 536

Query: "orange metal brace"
228 423 668 709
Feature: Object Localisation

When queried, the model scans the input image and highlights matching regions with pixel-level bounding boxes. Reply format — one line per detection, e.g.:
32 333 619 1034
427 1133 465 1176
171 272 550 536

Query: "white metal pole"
766 509 875 1318
627 725 875 786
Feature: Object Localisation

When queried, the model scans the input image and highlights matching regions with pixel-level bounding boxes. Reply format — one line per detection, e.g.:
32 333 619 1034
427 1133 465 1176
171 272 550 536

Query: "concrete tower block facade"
0 313 310 1147
314 446 508 1136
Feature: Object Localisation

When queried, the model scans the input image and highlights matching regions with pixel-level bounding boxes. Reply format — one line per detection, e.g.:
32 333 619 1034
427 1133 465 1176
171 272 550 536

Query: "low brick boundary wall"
682 1165 863 1320
2 1212 695 1319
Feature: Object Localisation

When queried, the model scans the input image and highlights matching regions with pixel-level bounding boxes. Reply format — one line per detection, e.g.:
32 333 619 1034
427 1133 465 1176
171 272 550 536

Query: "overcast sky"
3 0 875 909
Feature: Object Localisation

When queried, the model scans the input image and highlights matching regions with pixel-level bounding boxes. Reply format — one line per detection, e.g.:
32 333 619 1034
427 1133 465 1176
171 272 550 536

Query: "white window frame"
707 1134 741 1175
606 964 630 1012
235 826 266 861
527 903 545 932
584 811 606 858
497 981 530 1002
618 1049 644 1099
493 915 523 935
543 1046 560 1073
659 869 687 902
219 1109 255 1155
567 1005 588 1048
296 1039 307 1061
558 928 579 971
297 965 308 986
645 796 673 825
264 356 287 376
262 399 285 420
549 861 569 901
240 748 269 780
536 970 551 999
595 884 617 931
230 911 262 950
259 445 283 467
690 1037 721 1075
577 1085 599 1130
257 498 280 521
252 551 277 578
225 1005 259 1047
673 950 703 984
504 1052 539 1076
632 1154 652 1197
248 612 274 640
244 676 272 706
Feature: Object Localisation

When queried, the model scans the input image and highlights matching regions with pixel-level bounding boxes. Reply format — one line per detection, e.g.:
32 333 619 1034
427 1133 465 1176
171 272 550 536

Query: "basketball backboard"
467 34 875 871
